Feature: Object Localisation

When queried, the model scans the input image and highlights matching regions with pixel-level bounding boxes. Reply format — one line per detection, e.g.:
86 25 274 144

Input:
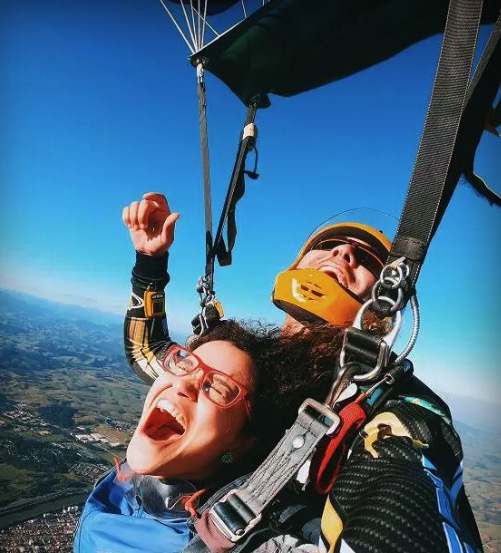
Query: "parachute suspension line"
200 15 219 42
197 0 204 52
178 0 199 50
158 0 196 54
240 0 247 19
200 0 211 49
189 0 200 51
188 59 225 340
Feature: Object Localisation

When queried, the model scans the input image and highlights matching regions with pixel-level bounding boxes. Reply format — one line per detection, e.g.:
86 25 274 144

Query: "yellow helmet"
272 222 391 327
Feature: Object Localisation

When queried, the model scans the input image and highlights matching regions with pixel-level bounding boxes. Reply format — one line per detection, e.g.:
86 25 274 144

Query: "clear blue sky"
2 1 500 405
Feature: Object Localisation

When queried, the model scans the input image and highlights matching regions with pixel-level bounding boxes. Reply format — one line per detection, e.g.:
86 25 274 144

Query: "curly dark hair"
189 319 344 471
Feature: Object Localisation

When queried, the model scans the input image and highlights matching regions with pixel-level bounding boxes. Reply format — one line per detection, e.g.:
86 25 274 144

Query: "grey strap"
207 400 339 542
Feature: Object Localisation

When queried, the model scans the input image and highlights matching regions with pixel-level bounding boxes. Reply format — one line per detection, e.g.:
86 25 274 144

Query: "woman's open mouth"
144 398 186 441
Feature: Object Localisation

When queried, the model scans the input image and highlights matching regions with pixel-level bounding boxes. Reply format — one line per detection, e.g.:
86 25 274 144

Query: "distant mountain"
438 389 501 436
0 288 123 327
0 288 185 343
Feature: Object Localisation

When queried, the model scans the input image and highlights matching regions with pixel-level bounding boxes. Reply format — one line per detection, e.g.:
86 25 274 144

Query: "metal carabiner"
338 296 402 382
324 361 363 409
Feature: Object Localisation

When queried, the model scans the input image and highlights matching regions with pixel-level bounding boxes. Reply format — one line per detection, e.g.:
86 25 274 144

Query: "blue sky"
2 1 500 405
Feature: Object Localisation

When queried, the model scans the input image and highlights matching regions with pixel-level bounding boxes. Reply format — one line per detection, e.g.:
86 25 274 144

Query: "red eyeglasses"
314 236 385 278
162 345 250 410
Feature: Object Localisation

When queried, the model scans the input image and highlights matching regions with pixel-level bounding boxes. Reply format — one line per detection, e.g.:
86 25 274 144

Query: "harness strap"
312 360 413 494
195 361 413 552
195 400 339 547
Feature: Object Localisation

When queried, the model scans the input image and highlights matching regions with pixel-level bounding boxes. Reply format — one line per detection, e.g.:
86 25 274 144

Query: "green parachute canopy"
189 0 500 107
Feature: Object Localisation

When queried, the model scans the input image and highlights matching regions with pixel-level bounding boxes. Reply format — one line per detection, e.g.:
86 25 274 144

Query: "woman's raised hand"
122 192 180 256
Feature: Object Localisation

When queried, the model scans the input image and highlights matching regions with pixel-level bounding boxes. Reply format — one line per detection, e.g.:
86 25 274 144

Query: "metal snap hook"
347 296 402 382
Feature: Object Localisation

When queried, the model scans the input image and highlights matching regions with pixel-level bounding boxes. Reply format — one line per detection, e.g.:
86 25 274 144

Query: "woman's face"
127 340 255 481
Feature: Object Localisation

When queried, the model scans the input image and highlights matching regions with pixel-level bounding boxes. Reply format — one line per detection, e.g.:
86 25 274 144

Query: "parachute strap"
190 102 260 337
212 103 260 268
194 61 216 293
388 0 499 293
344 0 501 384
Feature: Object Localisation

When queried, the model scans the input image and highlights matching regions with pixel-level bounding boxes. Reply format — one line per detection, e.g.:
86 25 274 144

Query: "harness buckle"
297 398 340 436
209 489 262 542
294 399 341 488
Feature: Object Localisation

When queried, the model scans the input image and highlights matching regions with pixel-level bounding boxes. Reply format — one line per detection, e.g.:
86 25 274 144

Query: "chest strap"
195 399 339 548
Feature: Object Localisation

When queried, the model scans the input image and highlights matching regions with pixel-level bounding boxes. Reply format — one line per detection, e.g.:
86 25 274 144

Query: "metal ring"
400 261 410 279
380 264 403 287
380 263 401 282
381 274 400 289
352 295 397 331
387 288 404 313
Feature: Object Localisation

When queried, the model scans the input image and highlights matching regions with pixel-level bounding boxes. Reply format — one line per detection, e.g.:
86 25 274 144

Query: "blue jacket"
74 467 192 553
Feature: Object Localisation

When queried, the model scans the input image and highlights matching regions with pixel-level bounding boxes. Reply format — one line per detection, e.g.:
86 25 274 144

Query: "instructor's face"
296 238 382 299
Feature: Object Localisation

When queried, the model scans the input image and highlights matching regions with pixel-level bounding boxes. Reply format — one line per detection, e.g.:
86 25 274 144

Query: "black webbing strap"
388 0 486 291
212 104 259 269
462 11 501 206
196 62 215 293
191 99 259 336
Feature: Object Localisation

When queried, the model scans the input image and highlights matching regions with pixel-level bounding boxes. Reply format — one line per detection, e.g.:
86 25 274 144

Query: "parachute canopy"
168 0 240 16
189 0 500 106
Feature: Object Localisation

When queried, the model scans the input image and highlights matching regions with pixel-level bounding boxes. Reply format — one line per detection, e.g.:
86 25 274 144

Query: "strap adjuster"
210 490 262 542
298 398 340 436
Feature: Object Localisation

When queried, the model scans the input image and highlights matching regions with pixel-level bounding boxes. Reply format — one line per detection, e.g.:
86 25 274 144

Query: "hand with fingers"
122 192 180 256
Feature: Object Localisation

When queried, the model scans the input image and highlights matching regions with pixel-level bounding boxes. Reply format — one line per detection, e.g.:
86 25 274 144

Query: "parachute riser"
190 65 261 337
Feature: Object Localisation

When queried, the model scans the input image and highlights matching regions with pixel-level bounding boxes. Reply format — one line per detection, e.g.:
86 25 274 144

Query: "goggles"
163 345 249 410
313 236 385 278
